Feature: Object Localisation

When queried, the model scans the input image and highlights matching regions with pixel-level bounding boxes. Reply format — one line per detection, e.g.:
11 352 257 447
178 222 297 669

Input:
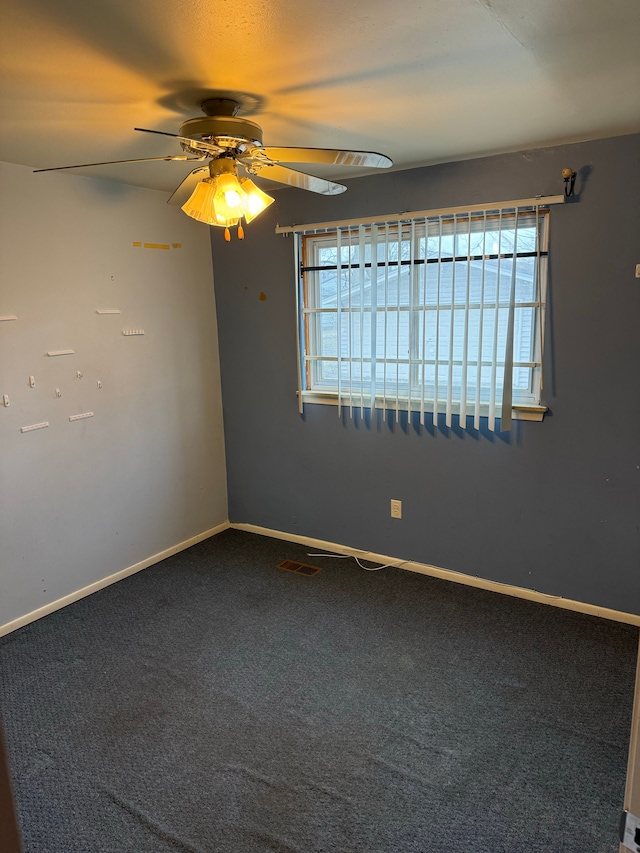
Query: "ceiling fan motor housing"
178 116 263 154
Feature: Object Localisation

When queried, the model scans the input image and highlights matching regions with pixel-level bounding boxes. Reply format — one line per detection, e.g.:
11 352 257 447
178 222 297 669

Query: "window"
295 204 551 430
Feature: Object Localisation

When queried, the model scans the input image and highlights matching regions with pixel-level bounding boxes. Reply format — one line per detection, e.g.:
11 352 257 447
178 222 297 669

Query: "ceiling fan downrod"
200 98 241 117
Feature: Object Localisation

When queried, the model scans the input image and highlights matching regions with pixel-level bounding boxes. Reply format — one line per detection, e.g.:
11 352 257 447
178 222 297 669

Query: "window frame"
297 208 550 424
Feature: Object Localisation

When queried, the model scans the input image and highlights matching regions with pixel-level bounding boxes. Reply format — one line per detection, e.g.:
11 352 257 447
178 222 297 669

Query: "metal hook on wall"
562 167 576 197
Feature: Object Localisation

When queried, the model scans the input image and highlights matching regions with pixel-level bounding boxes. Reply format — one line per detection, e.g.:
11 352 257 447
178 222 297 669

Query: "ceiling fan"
34 97 393 239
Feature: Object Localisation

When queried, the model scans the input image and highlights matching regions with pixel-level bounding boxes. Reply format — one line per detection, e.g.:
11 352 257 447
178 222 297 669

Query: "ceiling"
1 0 639 195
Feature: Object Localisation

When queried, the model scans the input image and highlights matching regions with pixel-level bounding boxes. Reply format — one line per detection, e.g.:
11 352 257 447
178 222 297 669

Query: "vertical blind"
278 197 562 431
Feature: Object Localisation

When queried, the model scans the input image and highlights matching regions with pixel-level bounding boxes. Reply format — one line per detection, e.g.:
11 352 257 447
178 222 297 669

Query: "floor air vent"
277 560 322 577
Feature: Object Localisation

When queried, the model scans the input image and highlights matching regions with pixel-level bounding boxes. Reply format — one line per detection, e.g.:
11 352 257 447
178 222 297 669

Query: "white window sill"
299 391 547 422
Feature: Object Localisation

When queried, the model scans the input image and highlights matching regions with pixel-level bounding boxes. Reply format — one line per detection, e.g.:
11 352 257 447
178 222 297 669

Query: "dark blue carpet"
0 529 636 852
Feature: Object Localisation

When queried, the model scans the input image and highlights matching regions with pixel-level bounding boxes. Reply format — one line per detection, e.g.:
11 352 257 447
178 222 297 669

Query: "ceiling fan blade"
251 147 393 169
33 155 205 173
249 163 346 195
166 166 210 206
134 127 223 156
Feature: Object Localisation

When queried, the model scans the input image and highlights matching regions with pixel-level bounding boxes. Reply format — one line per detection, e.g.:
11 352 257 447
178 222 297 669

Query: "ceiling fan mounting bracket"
200 98 240 117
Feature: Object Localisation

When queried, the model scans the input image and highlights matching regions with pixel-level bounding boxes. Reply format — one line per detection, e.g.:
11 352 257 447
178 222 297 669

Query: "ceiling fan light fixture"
181 158 273 233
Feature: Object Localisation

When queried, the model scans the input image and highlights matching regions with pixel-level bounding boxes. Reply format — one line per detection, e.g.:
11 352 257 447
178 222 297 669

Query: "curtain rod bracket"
562 167 576 197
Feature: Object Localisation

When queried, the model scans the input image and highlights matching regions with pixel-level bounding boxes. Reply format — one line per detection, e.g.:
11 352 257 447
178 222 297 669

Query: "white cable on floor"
307 553 408 572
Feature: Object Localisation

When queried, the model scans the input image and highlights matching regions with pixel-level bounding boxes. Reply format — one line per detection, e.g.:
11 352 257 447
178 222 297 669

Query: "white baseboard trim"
0 521 230 638
231 523 640 627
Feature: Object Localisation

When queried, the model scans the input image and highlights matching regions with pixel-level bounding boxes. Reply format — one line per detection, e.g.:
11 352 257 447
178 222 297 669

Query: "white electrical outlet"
390 499 402 519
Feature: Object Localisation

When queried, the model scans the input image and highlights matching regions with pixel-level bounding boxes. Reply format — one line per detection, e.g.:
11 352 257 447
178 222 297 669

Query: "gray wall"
212 134 640 615
0 163 228 630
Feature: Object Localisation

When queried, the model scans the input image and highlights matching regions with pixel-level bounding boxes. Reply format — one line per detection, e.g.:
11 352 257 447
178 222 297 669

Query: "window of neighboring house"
296 205 551 431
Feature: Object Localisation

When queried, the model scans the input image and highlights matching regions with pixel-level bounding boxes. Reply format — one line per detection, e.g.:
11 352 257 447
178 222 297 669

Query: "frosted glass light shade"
182 179 218 224
240 178 275 223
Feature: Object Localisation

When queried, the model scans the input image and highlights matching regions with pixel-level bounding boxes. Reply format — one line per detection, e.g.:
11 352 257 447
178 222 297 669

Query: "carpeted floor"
0 528 637 852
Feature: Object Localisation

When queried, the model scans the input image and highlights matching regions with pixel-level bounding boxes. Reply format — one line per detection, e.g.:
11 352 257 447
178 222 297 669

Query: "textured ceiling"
1 0 639 194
